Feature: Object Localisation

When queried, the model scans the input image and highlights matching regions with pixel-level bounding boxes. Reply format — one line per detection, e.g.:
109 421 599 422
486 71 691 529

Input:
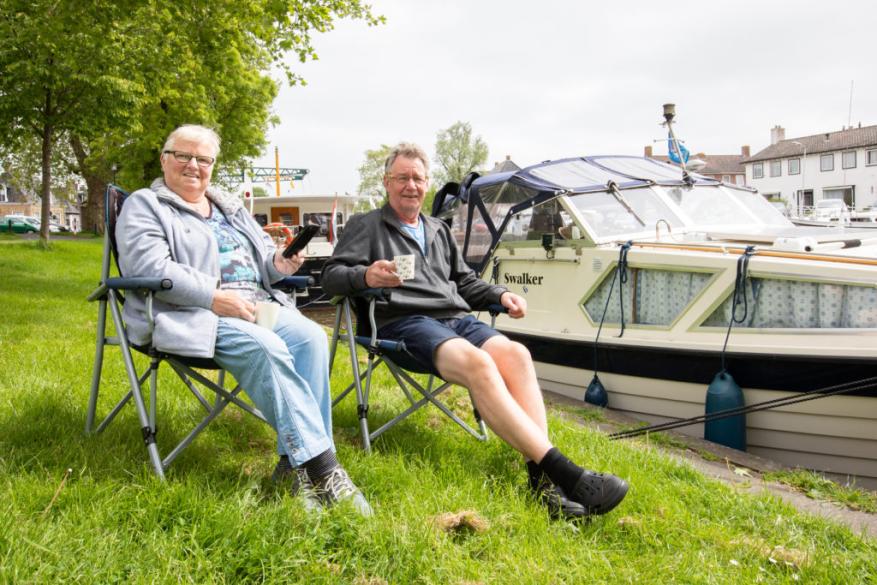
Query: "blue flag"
668 133 690 164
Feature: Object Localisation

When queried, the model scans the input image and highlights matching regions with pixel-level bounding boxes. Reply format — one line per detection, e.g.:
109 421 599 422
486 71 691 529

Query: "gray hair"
162 124 221 157
383 142 430 175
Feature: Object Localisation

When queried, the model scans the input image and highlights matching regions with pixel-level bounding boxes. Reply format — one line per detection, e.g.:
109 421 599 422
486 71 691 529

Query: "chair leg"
341 301 372 452
108 293 165 479
86 298 108 434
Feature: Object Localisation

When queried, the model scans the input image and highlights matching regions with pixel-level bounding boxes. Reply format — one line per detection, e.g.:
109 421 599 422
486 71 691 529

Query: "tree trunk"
70 135 106 234
39 119 53 248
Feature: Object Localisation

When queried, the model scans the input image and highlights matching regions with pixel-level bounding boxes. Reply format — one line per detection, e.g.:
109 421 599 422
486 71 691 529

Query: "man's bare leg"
434 338 551 462
480 336 548 435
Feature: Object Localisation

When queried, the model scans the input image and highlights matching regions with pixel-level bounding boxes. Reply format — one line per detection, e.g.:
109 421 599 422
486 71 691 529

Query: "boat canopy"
432 156 756 273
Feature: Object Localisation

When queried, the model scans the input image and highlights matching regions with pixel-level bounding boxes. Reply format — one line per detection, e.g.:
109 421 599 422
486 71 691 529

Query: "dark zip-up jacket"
322 205 507 330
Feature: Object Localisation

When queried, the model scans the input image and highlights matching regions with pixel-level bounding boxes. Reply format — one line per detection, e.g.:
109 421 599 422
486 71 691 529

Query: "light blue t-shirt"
401 220 426 255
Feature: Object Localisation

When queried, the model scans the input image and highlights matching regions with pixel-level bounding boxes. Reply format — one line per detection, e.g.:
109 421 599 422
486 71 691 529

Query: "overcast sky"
254 0 877 195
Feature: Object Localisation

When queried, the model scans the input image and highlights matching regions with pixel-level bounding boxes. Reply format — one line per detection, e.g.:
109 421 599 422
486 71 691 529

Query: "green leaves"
433 121 489 187
0 0 384 231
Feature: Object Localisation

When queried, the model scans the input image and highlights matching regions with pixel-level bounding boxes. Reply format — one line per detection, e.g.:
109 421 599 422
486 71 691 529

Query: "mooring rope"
608 374 877 440
591 242 633 376
720 245 755 372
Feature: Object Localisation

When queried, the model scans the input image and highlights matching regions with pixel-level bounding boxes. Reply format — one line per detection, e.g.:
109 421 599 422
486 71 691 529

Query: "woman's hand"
273 249 304 275
211 289 255 321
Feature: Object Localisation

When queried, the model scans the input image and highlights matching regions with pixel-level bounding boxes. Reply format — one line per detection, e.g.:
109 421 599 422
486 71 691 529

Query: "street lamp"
791 141 807 216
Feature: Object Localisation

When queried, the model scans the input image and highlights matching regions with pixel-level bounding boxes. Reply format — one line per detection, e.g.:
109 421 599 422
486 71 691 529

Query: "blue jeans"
213 307 333 466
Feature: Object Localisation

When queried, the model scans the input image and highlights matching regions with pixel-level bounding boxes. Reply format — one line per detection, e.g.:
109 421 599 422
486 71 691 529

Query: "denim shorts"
377 314 501 376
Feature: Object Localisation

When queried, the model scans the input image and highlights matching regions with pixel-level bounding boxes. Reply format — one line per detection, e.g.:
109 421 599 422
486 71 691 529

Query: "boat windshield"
727 189 793 227
665 185 759 225
566 187 684 239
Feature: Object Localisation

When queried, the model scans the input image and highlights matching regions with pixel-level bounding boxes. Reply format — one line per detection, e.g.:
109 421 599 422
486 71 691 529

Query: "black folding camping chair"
328 288 505 452
85 184 312 478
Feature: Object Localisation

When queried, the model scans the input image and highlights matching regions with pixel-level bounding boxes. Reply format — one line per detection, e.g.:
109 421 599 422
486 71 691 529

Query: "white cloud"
256 0 877 194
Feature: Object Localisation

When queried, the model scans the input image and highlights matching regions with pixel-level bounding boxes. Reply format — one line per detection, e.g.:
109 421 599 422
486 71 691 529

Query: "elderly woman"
116 124 370 515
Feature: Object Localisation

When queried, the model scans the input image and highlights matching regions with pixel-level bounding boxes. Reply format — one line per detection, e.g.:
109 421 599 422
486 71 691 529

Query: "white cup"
394 254 415 281
255 301 280 329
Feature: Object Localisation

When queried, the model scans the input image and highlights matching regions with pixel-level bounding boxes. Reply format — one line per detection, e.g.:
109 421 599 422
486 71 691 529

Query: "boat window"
436 195 469 253
479 182 536 230
528 159 620 188
701 278 877 329
727 189 792 227
568 187 683 239
583 267 713 326
666 185 758 225
465 204 493 266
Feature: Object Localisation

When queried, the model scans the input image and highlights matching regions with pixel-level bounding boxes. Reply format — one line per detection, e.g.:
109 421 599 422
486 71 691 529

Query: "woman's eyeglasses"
164 150 215 167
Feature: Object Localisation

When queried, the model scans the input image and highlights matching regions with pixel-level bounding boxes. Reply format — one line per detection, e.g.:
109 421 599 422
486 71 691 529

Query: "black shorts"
377 314 501 376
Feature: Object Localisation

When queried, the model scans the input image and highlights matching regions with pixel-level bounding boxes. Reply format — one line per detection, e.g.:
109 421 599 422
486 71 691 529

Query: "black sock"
303 449 339 484
537 447 584 495
525 460 543 491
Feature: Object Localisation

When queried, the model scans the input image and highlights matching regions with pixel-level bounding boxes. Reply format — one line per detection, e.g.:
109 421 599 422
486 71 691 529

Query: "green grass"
0 240 875 583
764 469 877 514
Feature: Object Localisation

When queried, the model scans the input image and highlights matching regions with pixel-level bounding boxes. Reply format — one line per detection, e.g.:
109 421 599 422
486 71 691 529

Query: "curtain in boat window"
583 268 712 326
702 278 877 328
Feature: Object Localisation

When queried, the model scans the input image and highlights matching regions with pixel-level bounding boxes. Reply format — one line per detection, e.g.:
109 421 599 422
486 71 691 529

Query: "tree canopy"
432 121 489 187
356 143 392 209
0 0 382 239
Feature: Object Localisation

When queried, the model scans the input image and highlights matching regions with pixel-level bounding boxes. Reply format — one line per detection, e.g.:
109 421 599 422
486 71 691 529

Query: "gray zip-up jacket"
116 178 292 357
321 205 506 330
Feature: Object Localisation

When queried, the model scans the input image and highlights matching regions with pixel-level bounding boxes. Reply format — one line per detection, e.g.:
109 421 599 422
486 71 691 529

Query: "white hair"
162 124 221 157
384 142 429 175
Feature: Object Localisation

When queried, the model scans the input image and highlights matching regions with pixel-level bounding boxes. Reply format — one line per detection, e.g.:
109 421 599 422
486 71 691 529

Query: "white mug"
255 301 280 329
394 254 415 281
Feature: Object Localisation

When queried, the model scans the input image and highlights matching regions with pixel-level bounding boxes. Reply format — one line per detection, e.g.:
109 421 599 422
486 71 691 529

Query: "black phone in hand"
282 224 320 258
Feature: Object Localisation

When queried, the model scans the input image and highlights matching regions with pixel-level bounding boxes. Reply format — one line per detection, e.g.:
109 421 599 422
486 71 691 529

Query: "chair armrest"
354 336 406 353
352 288 393 302
276 275 314 290
107 277 173 292
87 277 173 302
486 303 508 316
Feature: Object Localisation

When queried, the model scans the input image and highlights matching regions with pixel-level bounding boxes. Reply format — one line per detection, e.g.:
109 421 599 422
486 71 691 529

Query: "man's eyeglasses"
164 150 215 167
387 173 428 187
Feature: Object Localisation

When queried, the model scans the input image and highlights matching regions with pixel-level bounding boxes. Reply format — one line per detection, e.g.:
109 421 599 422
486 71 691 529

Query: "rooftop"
746 124 877 163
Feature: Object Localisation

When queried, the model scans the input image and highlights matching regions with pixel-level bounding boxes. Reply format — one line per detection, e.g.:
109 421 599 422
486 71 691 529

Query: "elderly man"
322 143 628 518
116 124 370 515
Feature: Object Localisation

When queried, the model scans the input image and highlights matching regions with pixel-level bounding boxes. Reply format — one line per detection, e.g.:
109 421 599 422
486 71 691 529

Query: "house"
743 124 877 215
644 145 749 186
0 171 84 231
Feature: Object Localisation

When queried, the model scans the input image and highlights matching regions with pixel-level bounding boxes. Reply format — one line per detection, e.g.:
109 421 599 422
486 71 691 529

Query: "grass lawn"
0 239 874 583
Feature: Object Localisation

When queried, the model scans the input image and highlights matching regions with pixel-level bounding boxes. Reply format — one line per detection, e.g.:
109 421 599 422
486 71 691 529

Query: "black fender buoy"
704 370 746 451
585 374 609 407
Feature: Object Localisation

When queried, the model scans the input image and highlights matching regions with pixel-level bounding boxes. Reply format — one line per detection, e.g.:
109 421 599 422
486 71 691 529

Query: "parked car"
0 216 39 233
3 215 66 233
811 199 848 221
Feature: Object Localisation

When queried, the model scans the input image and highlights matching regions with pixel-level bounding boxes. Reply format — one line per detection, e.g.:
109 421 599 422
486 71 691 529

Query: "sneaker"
272 456 322 513
532 476 588 519
566 470 629 515
312 466 373 517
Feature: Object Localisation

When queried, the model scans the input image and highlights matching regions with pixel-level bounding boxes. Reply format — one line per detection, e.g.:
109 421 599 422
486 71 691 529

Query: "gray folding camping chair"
85 184 312 479
328 288 505 452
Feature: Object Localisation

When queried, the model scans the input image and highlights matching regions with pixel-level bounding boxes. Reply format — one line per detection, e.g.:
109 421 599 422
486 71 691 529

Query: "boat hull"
508 333 877 489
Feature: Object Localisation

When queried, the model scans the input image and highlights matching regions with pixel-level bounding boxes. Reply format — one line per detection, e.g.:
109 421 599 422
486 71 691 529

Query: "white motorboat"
434 146 877 488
